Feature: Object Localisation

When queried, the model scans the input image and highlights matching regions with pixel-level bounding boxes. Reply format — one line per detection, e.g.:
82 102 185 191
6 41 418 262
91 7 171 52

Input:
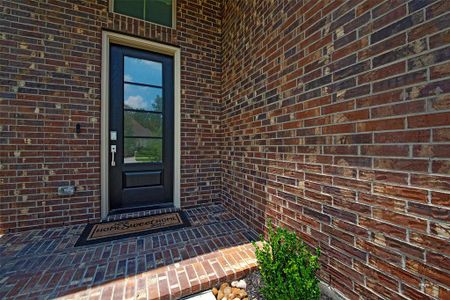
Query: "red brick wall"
222 1 450 299
0 0 222 233
2 0 450 298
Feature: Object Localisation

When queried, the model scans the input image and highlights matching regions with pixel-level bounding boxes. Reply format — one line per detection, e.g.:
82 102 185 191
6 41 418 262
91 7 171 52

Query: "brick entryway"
0 205 258 299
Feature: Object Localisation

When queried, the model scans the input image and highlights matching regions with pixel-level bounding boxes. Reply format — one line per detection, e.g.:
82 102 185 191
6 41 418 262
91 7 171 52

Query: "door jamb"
101 31 181 219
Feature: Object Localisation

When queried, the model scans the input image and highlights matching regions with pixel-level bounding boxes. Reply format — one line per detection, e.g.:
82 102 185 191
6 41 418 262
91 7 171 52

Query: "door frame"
101 31 181 219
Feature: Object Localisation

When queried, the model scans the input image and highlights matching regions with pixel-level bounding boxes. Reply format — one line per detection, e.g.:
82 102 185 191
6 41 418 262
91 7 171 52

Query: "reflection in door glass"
123 55 164 164
124 84 163 111
124 138 162 163
124 111 163 137
124 56 162 87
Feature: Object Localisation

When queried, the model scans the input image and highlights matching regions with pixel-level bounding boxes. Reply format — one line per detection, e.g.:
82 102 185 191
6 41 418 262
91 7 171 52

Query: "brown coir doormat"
75 211 190 246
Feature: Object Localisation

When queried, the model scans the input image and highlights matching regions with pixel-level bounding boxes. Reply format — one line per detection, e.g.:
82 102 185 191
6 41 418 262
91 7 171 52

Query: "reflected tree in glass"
124 95 163 163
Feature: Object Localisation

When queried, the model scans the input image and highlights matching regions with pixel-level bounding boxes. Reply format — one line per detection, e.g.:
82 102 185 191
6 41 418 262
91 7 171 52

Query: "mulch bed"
222 270 333 300
242 271 263 300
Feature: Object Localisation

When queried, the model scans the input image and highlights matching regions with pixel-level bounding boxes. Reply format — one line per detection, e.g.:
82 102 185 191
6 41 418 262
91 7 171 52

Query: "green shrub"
253 221 321 300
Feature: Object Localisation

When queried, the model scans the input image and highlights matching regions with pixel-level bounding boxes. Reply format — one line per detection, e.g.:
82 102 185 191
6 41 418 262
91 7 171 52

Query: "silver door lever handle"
111 145 117 166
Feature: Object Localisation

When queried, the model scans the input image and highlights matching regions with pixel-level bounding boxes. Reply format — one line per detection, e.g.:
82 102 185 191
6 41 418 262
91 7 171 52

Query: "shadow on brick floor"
0 204 259 299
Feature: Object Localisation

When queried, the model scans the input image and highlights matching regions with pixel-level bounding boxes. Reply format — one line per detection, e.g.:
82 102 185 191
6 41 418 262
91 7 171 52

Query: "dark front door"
109 44 174 211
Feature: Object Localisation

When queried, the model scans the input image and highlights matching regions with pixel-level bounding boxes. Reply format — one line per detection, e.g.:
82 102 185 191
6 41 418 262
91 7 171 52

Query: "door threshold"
108 203 175 216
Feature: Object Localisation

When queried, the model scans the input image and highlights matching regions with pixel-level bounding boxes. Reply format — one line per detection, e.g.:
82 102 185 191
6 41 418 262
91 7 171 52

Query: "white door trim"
101 31 181 219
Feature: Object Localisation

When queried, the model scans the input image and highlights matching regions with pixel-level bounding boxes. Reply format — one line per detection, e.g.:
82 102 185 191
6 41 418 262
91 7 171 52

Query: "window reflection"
124 138 162 163
124 56 162 87
124 111 162 138
124 84 163 112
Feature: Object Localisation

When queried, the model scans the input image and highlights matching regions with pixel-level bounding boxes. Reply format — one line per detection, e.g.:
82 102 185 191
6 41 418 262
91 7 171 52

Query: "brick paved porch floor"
0 205 259 299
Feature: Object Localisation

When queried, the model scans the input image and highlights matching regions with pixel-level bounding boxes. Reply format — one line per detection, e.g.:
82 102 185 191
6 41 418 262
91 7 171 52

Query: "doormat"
75 211 190 247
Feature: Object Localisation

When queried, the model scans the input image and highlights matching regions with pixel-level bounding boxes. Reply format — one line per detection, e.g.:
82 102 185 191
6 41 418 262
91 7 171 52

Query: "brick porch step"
59 242 257 300
0 205 259 299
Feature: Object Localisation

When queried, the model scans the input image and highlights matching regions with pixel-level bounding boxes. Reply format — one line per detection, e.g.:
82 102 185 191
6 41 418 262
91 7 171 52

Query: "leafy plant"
253 220 321 300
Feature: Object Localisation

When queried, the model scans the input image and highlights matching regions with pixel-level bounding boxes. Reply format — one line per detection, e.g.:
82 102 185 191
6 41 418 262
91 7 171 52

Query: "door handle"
111 145 117 166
